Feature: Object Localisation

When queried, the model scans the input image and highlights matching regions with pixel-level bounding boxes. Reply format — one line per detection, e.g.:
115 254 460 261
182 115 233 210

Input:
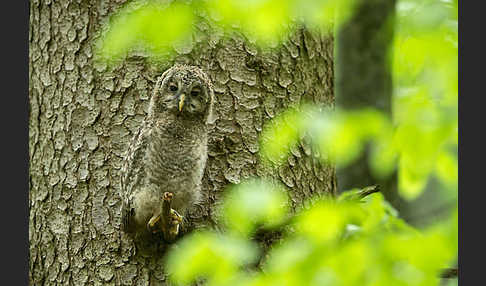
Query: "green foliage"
260 0 458 199
166 231 259 285
166 180 457 286
98 1 194 61
391 0 458 198
221 179 290 237
99 0 459 198
97 0 358 60
98 0 458 285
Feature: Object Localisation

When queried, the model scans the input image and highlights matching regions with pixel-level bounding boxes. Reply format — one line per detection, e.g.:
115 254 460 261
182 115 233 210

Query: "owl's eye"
191 89 200 97
169 84 178 92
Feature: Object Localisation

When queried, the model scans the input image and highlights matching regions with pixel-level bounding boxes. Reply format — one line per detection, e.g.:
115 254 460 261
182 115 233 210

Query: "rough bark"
29 0 335 285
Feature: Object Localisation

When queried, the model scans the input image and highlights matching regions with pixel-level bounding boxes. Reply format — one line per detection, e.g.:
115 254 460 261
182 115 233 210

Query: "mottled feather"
120 64 214 238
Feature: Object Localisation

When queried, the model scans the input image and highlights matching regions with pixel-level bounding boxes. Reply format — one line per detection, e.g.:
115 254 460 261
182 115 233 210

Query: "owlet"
120 64 214 244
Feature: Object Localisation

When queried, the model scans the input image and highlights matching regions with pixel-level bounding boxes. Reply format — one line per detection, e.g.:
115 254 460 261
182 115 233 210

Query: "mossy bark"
29 0 336 284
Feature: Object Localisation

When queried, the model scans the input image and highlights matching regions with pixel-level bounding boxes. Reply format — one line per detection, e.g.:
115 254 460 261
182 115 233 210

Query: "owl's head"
149 64 214 123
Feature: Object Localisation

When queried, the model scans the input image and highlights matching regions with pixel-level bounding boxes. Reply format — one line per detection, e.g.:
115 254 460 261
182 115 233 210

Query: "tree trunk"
334 0 401 209
29 0 335 285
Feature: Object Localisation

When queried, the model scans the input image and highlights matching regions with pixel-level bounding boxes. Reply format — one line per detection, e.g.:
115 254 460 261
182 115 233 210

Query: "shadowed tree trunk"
334 0 402 211
334 0 453 226
29 0 335 285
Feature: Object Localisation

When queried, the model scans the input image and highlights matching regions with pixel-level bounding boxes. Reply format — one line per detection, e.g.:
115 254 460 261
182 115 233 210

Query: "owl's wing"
120 120 152 233
121 199 135 233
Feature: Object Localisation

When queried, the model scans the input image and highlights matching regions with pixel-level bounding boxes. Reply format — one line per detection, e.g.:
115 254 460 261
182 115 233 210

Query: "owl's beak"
178 94 185 112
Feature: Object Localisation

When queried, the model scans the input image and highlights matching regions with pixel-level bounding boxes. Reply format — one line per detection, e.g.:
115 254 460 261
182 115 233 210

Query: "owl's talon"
170 209 183 224
147 215 161 233
168 222 180 237
165 209 182 236
163 192 173 201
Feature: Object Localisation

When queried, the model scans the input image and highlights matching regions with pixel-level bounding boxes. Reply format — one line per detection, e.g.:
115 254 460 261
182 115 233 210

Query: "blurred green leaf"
435 150 458 189
98 0 362 61
295 199 368 244
98 1 194 61
260 108 305 164
166 178 456 286
264 238 313 275
295 201 346 244
222 179 289 237
166 231 259 285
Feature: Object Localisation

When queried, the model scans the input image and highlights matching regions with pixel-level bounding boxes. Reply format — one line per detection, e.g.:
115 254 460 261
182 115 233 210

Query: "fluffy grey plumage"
120 64 214 242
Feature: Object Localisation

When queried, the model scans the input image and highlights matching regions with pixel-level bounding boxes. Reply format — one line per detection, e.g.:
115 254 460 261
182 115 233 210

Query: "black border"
458 0 480 285
3 1 30 284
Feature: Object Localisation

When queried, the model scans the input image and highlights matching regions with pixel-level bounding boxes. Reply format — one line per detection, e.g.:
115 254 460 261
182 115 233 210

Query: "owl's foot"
146 192 175 234
163 191 173 203
147 215 161 233
146 192 183 242
161 192 183 242
162 208 182 241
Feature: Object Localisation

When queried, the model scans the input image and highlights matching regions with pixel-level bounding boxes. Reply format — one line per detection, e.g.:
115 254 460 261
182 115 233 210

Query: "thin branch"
440 268 458 279
354 184 381 200
338 184 381 202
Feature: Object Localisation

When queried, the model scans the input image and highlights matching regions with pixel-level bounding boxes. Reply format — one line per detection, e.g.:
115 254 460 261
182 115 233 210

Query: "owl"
120 64 214 244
